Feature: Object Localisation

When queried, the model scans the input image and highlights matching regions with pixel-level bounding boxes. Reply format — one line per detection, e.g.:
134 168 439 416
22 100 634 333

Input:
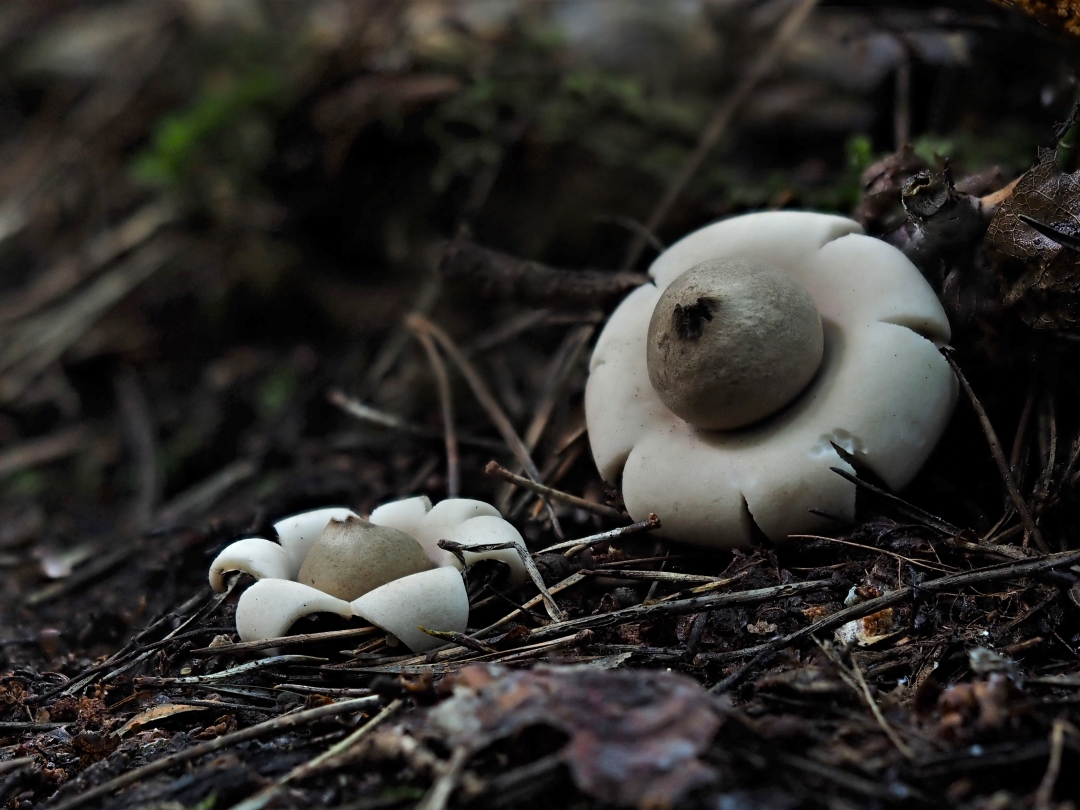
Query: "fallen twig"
524 579 832 643
439 239 647 306
190 626 380 656
580 569 725 584
705 547 1080 664
621 0 821 269
0 425 86 478
828 467 960 535
537 514 661 555
47 695 383 810
328 390 504 452
945 351 1050 553
408 324 460 497
405 312 564 539
485 461 624 519
135 655 325 686
439 538 566 622
230 699 403 810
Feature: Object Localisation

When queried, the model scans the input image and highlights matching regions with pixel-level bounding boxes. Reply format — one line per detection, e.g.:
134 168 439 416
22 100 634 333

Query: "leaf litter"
3 3 1080 810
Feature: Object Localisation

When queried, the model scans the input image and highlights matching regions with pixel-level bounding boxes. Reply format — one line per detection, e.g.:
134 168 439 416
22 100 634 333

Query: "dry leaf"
986 1 1080 38
425 664 724 809
114 703 206 737
985 148 1080 328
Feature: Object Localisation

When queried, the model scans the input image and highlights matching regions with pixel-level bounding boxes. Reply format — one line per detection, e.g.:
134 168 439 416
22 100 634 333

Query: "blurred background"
0 0 1072 658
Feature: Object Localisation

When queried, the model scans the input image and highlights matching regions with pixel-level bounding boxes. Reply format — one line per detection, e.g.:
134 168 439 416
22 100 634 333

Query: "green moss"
256 366 298 421
912 122 1037 175
132 67 285 189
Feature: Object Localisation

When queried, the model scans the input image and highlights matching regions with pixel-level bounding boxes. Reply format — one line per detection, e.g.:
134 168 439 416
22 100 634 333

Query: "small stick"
580 569 725 584
621 0 820 270
709 648 775 694
0 758 36 776
497 324 594 511
190 626 379 656
658 569 756 602
822 641 915 760
0 722 69 731
407 324 460 498
473 571 589 638
114 366 160 530
599 553 702 568
485 461 624 519
705 547 1080 665
829 467 959 535
538 514 660 555
945 352 1050 553
416 745 471 810
789 534 955 573
439 240 647 307
1009 373 1038 478
154 457 259 527
419 627 499 654
229 699 402 810
525 580 832 644
1034 717 1072 810
0 425 87 478
23 543 136 607
1034 392 1058 503
136 655 326 686
439 539 566 622
488 630 592 664
47 696 383 810
328 390 504 452
406 312 564 539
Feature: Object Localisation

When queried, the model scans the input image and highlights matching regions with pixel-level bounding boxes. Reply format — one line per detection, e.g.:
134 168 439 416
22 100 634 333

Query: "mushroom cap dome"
297 516 433 601
585 211 958 547
646 257 823 430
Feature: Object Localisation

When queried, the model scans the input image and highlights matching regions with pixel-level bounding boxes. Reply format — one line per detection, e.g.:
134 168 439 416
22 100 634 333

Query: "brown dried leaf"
985 148 1080 328
114 703 206 737
986 1 1080 37
426 664 724 809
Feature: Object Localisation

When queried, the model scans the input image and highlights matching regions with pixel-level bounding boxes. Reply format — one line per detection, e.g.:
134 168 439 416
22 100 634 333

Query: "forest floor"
4 2 1080 809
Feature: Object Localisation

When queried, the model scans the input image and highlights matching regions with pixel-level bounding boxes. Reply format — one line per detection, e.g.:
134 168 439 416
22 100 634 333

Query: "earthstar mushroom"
585 210 958 547
208 497 527 652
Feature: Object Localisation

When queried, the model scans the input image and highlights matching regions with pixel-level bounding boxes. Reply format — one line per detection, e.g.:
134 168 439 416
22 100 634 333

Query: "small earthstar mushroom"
208 497 527 652
586 210 958 547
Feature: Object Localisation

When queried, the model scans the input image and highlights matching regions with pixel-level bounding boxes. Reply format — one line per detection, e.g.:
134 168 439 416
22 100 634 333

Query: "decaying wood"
439 239 648 307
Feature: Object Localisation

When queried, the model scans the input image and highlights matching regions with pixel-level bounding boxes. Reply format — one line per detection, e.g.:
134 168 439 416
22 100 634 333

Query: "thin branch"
407 325 460 498
190 626 380 656
821 641 915 760
229 699 403 810
789 534 956 573
114 366 160 531
944 351 1050 553
537 514 661 555
580 569 725 584
405 312 564 538
621 0 821 270
524 580 832 644
47 696 383 810
473 571 589 638
829 466 960 535
328 390 504 452
0 425 86 478
440 239 647 307
485 461 624 519
439 538 566 622
705 547 1080 664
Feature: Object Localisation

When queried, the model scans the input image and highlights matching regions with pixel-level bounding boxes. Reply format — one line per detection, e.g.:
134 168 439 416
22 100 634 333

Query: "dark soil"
3 2 1080 809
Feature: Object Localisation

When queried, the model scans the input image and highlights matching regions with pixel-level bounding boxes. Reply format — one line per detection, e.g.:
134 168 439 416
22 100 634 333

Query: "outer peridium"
585 211 958 547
